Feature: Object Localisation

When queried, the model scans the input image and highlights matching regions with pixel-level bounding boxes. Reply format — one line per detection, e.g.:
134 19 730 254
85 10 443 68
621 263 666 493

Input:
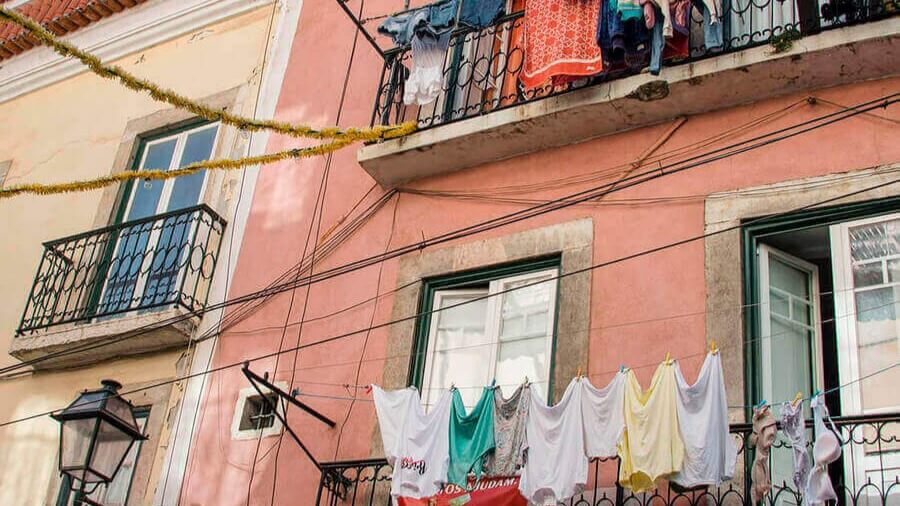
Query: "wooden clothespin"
792 391 803 406
709 339 719 355
576 367 583 380
664 352 672 365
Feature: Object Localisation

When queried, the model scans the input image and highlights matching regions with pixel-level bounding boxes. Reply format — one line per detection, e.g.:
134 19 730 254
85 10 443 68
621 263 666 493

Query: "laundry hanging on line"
371 350 743 504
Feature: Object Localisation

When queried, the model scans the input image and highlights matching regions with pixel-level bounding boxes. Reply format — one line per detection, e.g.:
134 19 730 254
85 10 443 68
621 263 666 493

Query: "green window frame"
408 256 562 402
741 195 900 417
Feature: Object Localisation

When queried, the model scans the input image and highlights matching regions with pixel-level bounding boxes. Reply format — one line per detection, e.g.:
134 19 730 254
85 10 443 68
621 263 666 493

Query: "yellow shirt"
618 363 685 492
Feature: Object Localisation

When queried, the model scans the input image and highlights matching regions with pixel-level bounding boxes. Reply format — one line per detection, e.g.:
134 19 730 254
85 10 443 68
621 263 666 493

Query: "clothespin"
450 382 456 391
489 378 497 389
576 367 583 380
664 352 672 365
755 399 767 409
364 385 373 395
619 364 626 373
709 339 718 355
792 391 803 406
812 389 821 399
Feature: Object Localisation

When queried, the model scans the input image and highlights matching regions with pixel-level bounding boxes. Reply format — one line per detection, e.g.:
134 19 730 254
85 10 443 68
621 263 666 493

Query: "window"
56 409 149 506
238 393 278 431
744 198 900 503
97 122 219 314
231 385 285 440
413 258 560 408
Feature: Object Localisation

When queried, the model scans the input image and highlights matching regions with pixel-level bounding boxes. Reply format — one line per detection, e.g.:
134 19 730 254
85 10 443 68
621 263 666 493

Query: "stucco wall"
0 5 274 505
177 1 900 504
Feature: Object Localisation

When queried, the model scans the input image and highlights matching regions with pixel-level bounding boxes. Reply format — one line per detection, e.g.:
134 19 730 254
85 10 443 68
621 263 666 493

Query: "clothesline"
270 294 899 393
295 360 898 412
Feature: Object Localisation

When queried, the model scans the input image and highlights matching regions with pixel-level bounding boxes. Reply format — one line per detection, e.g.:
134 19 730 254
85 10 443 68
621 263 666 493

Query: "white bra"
805 395 842 505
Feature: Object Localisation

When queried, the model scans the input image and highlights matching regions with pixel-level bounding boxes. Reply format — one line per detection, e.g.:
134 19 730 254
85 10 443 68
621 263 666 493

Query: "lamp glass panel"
88 420 134 482
103 395 137 430
60 418 97 473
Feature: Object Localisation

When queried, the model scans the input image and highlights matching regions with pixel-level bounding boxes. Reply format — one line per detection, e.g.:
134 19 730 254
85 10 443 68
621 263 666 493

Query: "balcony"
316 412 899 505
359 1 900 185
11 205 226 369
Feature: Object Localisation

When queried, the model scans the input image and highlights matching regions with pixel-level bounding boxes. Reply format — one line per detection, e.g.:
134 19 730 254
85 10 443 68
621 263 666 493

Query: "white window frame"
420 267 559 404
830 212 900 501
757 243 825 404
230 383 286 441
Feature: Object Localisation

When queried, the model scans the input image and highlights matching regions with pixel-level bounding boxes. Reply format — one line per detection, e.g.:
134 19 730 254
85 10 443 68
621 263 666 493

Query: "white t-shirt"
519 379 587 506
670 353 737 487
372 386 452 499
581 372 626 458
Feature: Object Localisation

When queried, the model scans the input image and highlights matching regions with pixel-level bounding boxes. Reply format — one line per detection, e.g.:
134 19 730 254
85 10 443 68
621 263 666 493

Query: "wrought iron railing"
371 0 898 130
316 412 899 505
18 205 226 334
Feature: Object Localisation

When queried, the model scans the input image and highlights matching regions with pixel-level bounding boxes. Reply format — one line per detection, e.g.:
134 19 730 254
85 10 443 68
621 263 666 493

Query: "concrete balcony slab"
358 19 900 186
10 307 197 370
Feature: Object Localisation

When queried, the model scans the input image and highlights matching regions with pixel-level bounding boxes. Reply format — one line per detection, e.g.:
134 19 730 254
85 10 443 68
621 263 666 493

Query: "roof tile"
0 0 148 61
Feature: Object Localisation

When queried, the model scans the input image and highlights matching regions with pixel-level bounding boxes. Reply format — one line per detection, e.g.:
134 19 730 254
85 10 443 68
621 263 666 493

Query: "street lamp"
52 379 146 504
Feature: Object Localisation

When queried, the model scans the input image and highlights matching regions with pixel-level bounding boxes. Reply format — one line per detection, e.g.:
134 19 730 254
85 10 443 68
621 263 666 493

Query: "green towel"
448 387 496 487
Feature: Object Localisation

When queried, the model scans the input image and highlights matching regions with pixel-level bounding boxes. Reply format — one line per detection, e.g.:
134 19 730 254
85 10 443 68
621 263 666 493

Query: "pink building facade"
177 1 900 505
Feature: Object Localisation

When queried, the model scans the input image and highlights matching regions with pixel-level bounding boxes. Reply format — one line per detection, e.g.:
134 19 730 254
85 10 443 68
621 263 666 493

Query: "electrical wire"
238 293 900 400
2 173 898 429
2 93 894 377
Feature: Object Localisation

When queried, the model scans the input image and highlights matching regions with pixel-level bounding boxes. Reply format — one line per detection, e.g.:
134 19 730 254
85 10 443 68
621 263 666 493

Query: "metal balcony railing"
371 0 898 131
316 412 900 505
18 205 226 334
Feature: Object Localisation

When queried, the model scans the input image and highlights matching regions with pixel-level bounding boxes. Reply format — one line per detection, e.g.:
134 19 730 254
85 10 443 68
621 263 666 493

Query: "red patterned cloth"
520 0 604 89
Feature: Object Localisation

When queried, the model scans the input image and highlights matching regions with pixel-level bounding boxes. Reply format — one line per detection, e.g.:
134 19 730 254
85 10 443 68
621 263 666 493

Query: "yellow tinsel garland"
0 6 416 142
0 138 356 199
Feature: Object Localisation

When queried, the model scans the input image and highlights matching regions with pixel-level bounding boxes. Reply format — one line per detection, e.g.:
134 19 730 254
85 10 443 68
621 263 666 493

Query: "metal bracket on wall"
241 363 338 472
334 0 385 59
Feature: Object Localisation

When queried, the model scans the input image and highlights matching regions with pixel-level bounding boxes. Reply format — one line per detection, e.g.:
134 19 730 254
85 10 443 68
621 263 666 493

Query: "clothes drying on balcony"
581 370 626 459
671 352 737 488
518 379 589 505
372 352 746 503
780 399 812 493
483 384 529 477
520 0 604 88
749 403 777 503
448 387 496 487
372 386 453 500
378 0 506 105
805 393 842 505
618 362 685 493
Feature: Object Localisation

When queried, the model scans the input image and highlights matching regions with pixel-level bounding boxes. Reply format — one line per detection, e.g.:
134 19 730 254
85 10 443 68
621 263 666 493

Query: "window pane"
888 258 900 283
770 257 810 297
853 285 900 413
849 220 900 262
127 139 176 221
853 260 884 288
432 294 489 351
496 336 548 399
499 277 552 341
167 126 217 212
426 349 491 407
770 289 790 318
423 291 490 408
